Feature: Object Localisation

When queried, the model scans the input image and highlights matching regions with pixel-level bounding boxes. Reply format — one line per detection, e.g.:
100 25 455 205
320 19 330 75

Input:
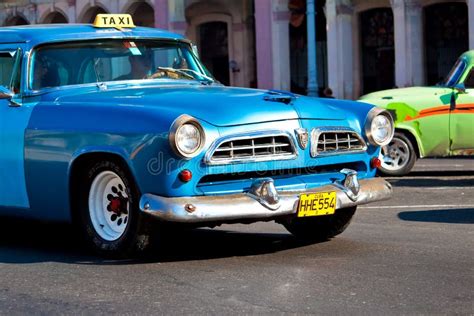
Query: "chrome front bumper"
139 170 392 223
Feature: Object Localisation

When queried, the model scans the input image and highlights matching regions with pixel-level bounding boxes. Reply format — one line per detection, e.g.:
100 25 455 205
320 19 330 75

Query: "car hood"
360 86 452 102
52 84 348 126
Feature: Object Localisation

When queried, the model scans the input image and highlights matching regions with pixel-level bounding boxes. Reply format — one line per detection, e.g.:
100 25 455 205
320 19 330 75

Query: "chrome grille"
206 132 297 164
311 128 366 157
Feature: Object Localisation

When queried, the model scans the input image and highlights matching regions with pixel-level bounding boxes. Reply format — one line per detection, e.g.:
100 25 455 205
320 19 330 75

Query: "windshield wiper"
148 67 215 84
149 67 195 80
179 68 215 84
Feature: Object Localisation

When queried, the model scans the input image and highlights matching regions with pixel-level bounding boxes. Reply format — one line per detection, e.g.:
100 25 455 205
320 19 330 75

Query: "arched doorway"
289 0 327 95
360 8 394 94
42 11 68 24
5 16 29 26
197 21 230 86
424 2 468 85
81 6 107 23
127 2 155 27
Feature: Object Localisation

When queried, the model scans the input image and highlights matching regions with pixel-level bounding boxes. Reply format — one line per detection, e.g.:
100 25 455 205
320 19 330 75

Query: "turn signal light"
179 169 193 182
371 157 382 169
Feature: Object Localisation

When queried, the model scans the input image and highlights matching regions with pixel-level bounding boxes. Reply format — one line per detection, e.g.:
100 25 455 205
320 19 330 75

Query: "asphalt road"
0 158 473 315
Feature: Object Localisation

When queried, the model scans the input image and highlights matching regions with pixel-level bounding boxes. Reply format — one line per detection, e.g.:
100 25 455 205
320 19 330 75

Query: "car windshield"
30 39 214 90
440 57 467 87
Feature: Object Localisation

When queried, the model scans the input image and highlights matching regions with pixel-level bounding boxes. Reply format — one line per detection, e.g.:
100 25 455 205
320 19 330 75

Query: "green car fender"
359 51 474 176
360 85 463 158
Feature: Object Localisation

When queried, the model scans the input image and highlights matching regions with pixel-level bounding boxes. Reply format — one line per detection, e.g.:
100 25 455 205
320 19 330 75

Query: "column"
154 0 168 29
392 0 407 88
254 0 291 90
271 2 291 91
392 0 424 87
67 0 76 23
307 0 317 96
405 1 424 86
469 0 474 49
326 0 354 99
167 0 186 35
255 0 273 89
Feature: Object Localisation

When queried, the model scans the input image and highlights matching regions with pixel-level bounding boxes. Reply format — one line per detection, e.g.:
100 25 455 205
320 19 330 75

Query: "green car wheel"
379 132 417 176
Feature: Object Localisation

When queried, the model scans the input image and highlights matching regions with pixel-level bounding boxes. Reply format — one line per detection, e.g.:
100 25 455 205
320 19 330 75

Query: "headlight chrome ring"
364 107 394 147
169 114 206 159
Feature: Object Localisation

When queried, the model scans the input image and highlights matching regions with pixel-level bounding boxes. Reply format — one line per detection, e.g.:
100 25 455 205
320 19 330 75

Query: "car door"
450 65 474 154
0 46 32 209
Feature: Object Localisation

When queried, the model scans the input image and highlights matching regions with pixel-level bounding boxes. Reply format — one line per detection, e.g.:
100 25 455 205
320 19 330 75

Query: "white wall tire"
77 160 150 257
88 171 130 241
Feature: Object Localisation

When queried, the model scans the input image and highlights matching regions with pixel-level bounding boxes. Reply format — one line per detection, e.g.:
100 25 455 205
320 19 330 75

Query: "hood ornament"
295 128 309 150
263 90 296 104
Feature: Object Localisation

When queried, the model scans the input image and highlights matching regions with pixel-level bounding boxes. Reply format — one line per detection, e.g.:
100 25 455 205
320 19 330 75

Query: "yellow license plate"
297 191 337 217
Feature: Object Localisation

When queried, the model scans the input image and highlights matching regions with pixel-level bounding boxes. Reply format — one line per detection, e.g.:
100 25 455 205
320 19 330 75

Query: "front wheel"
379 132 417 176
77 160 150 257
282 207 356 241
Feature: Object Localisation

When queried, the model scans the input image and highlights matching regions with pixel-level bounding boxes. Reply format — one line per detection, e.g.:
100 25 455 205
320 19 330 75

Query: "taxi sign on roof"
93 14 135 30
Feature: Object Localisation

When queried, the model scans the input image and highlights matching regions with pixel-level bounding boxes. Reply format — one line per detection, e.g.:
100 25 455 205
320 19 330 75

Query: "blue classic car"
0 15 393 257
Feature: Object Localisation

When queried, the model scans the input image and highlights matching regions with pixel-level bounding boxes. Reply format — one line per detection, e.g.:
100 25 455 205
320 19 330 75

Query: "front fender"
24 101 191 222
393 123 425 157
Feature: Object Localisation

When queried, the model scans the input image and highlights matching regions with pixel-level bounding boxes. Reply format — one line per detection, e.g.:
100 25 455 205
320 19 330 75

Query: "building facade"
0 0 472 99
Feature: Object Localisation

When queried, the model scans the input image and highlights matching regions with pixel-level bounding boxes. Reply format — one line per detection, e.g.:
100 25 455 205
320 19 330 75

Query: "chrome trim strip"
204 130 298 165
310 127 367 157
139 177 392 223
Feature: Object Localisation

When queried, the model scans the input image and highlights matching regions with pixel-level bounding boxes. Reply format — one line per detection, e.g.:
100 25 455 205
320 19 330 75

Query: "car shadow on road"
410 170 474 177
0 217 320 265
398 208 474 224
143 227 320 263
386 170 474 188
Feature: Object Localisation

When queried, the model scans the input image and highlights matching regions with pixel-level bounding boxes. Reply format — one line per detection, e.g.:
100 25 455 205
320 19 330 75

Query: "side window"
31 57 69 90
463 67 474 89
0 51 20 93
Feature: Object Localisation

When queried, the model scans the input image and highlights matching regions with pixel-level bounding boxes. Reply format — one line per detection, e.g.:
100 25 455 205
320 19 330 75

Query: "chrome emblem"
295 128 309 150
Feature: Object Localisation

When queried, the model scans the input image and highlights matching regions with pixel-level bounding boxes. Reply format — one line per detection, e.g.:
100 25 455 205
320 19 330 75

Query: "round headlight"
365 108 394 146
170 115 205 158
176 123 202 155
371 115 392 144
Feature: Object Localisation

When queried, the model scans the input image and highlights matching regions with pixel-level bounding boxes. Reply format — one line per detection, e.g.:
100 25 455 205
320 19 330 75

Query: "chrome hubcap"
89 171 130 241
380 137 411 171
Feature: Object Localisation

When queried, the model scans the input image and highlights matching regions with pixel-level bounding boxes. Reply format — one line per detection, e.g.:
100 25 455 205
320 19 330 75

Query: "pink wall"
255 0 273 89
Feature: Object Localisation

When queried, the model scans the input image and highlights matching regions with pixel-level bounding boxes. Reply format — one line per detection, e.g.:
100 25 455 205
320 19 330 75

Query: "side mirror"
0 86 13 100
454 83 466 94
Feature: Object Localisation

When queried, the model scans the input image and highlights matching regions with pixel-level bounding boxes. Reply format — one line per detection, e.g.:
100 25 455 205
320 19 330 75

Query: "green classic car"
360 50 474 175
